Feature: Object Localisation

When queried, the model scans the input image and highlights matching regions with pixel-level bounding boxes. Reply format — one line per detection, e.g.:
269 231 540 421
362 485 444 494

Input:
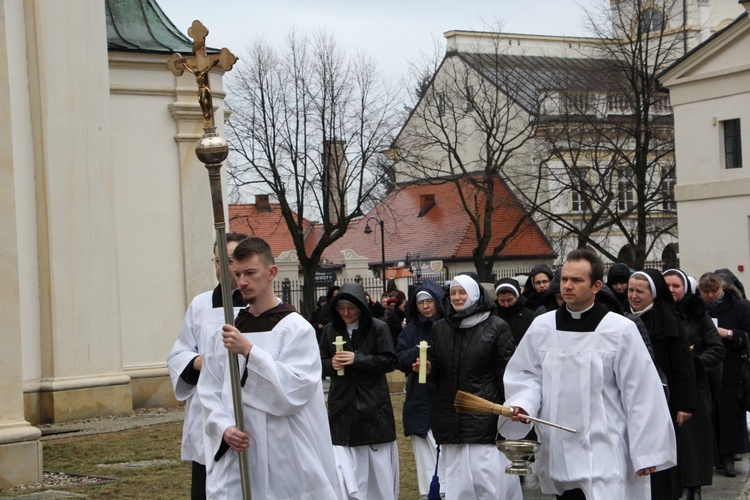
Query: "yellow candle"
418 341 428 384
333 336 346 376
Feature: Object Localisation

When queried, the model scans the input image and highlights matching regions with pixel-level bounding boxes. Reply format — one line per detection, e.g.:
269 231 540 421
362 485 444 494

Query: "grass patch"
1 393 420 499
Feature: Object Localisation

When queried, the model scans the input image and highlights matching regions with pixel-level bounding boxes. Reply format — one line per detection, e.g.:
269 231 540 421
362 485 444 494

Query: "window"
618 168 635 212
570 169 588 213
464 86 474 113
723 119 743 169
639 8 665 33
437 92 446 117
661 167 676 211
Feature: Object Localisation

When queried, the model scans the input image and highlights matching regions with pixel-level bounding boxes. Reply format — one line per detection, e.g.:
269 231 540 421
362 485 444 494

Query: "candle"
418 340 428 384
333 336 346 376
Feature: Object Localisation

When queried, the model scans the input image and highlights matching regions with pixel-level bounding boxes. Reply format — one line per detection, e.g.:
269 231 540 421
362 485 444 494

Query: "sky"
158 0 604 84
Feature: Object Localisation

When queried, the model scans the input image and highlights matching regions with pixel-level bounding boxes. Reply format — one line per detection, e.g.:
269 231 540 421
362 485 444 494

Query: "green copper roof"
106 0 215 54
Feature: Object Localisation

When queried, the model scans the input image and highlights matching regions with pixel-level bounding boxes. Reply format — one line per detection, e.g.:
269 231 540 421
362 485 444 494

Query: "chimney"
255 194 271 212
419 194 436 216
322 139 348 223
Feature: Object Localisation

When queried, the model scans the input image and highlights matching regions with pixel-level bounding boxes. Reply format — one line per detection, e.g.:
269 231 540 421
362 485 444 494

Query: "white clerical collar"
346 320 360 334
567 301 595 319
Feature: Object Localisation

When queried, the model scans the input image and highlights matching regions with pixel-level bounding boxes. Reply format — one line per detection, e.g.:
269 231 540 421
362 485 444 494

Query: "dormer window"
419 194 436 216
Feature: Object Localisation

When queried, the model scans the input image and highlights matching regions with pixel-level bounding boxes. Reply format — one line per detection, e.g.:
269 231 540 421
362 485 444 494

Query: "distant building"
659 1 750 277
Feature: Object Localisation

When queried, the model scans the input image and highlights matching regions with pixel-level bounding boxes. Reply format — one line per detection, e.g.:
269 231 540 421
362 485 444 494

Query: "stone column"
340 249 371 281
0 0 42 485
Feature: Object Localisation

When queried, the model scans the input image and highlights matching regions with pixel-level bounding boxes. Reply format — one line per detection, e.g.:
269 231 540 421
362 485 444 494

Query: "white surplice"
499 311 676 499
333 442 399 500
442 443 521 500
166 291 241 464
199 312 340 500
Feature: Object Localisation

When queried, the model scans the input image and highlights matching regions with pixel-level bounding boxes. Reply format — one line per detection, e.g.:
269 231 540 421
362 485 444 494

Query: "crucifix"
167 20 238 127
167 21 250 500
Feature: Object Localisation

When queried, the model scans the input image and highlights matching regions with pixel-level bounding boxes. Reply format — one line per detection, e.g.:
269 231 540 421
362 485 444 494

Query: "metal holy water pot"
496 439 541 475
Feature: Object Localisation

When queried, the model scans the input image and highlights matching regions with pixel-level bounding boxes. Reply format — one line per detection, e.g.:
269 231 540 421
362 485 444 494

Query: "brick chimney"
255 194 271 212
419 194 436 216
322 139 348 223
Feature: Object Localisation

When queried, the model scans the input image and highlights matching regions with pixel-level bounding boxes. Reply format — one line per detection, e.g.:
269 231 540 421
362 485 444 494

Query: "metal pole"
380 220 386 294
166 22 251 499
197 130 252 500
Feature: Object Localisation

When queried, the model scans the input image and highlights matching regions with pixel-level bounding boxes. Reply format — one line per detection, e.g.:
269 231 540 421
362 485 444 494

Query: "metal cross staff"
167 21 251 500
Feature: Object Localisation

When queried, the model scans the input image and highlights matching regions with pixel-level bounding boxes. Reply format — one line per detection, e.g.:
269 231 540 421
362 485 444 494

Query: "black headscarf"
631 268 681 339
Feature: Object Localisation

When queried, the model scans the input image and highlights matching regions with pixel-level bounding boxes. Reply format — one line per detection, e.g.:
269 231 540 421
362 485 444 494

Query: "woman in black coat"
319 282 399 499
395 280 445 497
421 273 521 499
664 269 725 500
629 269 696 500
699 272 750 478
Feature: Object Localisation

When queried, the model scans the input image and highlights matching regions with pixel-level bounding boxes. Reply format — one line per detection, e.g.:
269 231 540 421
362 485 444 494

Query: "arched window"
639 7 665 33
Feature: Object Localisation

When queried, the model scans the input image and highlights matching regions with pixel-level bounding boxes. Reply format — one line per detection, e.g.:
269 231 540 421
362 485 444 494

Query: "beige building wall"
661 5 750 278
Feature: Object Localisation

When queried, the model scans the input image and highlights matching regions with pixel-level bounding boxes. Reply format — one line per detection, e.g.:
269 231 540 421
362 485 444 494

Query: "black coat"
395 280 444 438
494 295 534 346
707 288 750 455
320 283 397 446
675 293 725 487
429 276 515 445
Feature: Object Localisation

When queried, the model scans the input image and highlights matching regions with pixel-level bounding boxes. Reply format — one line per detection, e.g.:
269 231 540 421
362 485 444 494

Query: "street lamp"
363 217 386 294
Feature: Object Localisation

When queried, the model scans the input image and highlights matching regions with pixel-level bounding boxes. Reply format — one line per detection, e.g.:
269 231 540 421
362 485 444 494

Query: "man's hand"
676 411 692 428
332 350 355 370
511 406 531 424
193 354 203 372
411 358 431 374
222 325 252 357
637 466 656 476
223 426 250 452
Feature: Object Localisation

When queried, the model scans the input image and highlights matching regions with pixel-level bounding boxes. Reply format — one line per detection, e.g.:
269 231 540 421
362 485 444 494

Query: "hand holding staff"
453 390 579 434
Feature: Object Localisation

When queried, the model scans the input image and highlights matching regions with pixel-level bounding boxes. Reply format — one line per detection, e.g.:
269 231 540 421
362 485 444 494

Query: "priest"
499 249 676 499
198 237 339 499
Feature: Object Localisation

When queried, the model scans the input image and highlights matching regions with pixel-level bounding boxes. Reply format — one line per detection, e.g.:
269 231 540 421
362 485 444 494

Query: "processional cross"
167 21 250 500
167 20 238 127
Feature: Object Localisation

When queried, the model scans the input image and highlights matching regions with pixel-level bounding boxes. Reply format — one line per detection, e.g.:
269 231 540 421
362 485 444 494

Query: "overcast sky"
158 0 603 83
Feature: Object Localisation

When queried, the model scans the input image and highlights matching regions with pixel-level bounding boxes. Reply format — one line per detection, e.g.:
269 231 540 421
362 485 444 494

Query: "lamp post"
363 217 386 294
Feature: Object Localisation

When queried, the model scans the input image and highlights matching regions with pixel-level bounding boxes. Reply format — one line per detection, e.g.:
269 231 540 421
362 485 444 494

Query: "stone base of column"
127 367 178 409
26 374 133 424
0 425 42 489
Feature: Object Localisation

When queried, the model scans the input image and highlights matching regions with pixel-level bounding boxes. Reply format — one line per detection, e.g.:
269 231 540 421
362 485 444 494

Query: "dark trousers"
556 488 585 500
191 461 207 500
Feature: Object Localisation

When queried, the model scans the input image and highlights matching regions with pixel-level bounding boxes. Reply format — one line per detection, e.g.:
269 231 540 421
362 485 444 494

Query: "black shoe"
724 458 737 477
686 486 701 500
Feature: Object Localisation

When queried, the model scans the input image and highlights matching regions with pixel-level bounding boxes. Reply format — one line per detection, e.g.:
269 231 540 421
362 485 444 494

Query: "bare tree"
392 35 542 281
510 0 684 268
226 30 402 316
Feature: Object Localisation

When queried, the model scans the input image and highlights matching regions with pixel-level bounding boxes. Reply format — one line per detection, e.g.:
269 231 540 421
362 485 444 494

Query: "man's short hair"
214 232 249 253
566 248 604 284
232 236 275 265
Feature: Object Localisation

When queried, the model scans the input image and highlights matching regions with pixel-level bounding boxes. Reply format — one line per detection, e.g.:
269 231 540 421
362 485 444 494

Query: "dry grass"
2 393 420 499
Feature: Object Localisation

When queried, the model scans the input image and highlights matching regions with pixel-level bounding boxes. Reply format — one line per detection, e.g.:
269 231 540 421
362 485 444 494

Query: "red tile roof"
229 177 554 266
312 177 554 266
228 204 312 256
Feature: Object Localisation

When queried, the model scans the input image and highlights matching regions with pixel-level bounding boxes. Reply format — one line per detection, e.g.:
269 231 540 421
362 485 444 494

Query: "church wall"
108 51 229 408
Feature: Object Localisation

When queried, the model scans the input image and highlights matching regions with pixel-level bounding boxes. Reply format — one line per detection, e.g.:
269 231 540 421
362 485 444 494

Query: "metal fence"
274 266 541 313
